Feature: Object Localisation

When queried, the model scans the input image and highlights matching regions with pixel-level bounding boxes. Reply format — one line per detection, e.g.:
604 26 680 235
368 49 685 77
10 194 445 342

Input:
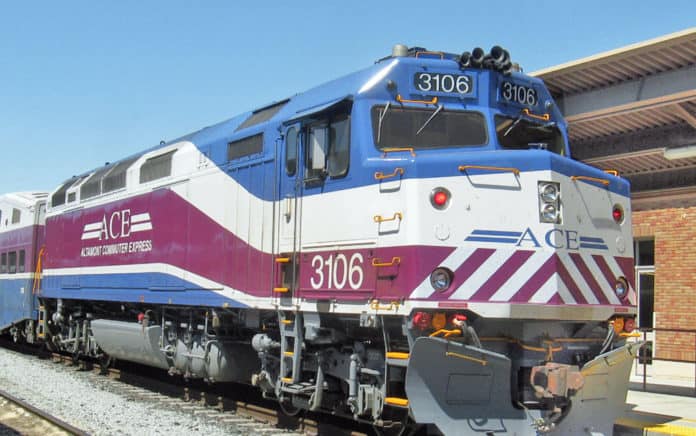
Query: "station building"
534 28 696 378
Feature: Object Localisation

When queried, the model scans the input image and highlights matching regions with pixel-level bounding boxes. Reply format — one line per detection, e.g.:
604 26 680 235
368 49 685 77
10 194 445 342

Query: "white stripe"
556 279 577 304
530 273 562 303
409 247 477 298
81 231 102 240
450 249 513 300
581 253 621 304
557 252 599 304
130 213 151 224
130 222 152 233
490 251 552 302
0 272 36 280
83 222 103 232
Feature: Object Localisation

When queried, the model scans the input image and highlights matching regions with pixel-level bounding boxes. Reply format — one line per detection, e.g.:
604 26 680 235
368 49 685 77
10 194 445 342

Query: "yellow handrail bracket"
370 299 400 311
571 175 610 186
372 257 401 267
522 108 550 121
374 212 403 223
458 164 520 176
396 94 438 105
374 167 405 180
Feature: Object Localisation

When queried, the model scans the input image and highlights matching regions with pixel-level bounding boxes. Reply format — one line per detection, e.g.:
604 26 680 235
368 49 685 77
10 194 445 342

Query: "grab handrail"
458 165 520 176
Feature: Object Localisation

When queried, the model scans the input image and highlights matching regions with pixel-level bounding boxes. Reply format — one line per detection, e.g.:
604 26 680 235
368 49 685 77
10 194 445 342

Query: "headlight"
538 181 561 224
541 204 559 222
430 268 453 292
539 183 559 202
614 277 629 300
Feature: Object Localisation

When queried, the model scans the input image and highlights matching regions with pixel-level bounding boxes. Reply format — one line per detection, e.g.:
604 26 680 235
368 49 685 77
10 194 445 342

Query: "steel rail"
0 386 89 436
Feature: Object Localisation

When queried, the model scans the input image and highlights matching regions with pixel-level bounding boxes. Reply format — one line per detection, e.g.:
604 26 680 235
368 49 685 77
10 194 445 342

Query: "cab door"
273 124 301 304
294 107 377 301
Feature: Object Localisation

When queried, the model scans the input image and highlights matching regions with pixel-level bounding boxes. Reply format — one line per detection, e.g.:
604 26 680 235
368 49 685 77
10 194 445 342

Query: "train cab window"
140 150 176 183
285 127 298 176
8 251 16 274
305 112 351 181
18 250 25 273
372 106 486 149
11 208 21 224
328 115 350 177
1 253 6 273
306 125 328 180
495 115 565 155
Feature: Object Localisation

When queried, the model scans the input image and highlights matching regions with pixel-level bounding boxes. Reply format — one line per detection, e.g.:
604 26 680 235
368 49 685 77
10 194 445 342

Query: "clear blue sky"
1 1 694 193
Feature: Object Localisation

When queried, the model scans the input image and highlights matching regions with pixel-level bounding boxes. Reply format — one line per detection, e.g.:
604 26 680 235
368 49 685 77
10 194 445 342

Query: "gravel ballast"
0 346 273 435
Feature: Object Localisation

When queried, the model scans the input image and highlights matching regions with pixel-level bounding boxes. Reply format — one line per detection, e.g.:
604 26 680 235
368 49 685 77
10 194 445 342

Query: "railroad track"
49 351 369 436
0 338 371 435
0 386 88 436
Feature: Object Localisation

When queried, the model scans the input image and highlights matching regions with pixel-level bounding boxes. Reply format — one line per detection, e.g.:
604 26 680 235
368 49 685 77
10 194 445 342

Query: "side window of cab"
304 109 351 182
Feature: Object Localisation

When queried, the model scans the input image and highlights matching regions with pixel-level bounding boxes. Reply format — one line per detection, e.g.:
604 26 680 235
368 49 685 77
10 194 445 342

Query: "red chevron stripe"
469 250 534 302
511 255 557 303
555 255 588 304
569 253 610 304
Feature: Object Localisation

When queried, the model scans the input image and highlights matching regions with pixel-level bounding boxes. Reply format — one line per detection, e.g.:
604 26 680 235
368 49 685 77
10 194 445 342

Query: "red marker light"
412 312 432 330
623 317 635 333
612 205 624 223
430 188 451 209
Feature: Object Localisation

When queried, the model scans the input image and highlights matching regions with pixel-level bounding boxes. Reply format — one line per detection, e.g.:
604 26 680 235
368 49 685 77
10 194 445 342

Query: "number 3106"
310 253 364 290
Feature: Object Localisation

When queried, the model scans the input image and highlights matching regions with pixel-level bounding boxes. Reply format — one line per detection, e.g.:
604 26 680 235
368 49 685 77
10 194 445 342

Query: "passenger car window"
8 251 16 274
1 253 6 273
18 250 25 273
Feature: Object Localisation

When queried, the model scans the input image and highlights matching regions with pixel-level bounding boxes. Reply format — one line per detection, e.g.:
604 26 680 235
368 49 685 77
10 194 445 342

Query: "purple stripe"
592 255 617 289
469 250 534 302
547 293 563 305
555 258 588 304
569 253 610 305
511 255 557 303
436 248 496 299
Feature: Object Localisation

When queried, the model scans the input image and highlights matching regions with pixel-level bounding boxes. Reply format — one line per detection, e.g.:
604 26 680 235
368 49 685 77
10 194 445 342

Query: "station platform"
614 371 696 436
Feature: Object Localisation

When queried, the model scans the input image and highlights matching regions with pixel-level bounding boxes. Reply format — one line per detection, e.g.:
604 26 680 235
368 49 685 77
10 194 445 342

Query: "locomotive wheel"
278 397 301 417
98 354 114 374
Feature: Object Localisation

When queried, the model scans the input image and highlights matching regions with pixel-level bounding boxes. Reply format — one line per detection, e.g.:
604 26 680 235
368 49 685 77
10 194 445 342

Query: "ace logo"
81 209 152 241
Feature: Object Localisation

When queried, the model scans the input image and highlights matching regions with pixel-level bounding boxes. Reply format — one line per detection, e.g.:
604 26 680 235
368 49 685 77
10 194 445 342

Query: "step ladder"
383 318 411 409
278 311 303 385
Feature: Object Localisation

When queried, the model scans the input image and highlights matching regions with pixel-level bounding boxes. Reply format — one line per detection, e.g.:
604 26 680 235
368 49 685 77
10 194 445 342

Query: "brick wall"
633 207 696 362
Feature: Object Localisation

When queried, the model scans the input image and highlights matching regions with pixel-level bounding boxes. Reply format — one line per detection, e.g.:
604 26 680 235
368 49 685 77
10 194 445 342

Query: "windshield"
495 115 566 155
371 106 487 150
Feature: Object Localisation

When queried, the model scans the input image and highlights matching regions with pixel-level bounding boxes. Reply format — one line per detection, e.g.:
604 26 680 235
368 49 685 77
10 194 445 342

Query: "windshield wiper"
416 104 443 135
377 102 391 144
530 120 557 131
503 115 522 137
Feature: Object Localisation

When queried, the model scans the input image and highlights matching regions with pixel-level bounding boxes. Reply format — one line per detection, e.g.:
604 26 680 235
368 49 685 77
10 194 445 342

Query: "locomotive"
0 44 641 435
